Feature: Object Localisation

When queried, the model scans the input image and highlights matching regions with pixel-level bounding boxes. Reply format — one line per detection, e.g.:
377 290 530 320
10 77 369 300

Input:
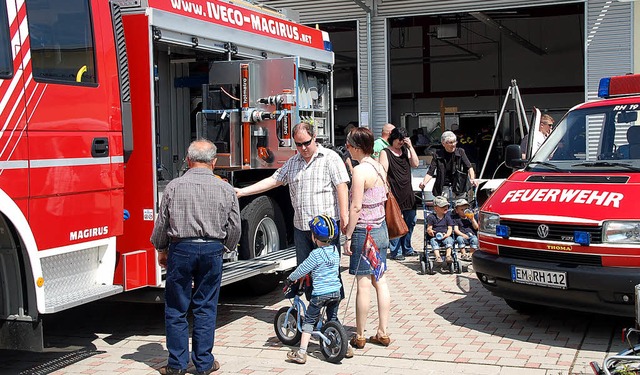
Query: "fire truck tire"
240 196 286 259
504 299 542 314
239 196 286 295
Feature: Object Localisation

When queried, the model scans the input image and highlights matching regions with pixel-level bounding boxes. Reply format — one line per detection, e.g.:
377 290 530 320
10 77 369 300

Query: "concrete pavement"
0 219 631 375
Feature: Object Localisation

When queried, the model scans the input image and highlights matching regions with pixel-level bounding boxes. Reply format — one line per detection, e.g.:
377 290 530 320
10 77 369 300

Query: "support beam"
469 12 547 56
351 0 370 13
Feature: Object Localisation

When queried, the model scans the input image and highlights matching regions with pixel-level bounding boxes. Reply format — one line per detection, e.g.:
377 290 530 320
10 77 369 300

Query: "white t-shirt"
531 130 547 156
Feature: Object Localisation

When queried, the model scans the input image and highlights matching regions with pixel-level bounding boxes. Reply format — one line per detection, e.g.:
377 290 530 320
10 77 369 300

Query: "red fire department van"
474 74 640 317
0 0 334 350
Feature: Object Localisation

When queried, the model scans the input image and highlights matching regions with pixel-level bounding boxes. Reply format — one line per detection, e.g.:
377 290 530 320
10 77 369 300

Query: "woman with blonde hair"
343 127 391 349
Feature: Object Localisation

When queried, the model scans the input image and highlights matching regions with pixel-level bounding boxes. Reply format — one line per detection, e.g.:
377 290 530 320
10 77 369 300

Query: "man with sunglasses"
531 114 555 156
235 122 350 265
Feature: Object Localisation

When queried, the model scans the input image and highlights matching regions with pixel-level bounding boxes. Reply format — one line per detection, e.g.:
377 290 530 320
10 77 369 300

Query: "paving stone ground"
0 215 632 374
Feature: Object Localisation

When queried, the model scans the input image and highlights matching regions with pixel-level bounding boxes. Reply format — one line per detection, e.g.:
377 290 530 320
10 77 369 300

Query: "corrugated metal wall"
263 0 583 22
585 0 633 100
584 0 633 158
370 16 388 130
262 1 365 23
356 16 368 128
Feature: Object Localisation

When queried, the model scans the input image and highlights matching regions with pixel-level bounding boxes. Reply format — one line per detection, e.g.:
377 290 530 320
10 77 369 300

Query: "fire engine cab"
474 73 640 317
0 0 334 350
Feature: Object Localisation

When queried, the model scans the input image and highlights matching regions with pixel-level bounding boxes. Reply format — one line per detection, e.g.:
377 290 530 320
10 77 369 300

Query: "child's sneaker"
345 345 354 358
287 349 307 364
434 253 443 265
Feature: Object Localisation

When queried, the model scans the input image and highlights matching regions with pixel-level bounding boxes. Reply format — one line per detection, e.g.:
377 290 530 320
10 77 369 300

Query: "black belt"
171 237 221 243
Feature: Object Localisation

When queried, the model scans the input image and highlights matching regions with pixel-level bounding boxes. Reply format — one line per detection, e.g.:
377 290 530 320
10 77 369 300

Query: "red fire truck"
474 74 640 317
0 0 334 350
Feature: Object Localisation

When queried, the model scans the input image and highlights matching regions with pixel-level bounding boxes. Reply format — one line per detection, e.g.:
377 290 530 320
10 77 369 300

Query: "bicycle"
273 278 349 363
590 327 640 374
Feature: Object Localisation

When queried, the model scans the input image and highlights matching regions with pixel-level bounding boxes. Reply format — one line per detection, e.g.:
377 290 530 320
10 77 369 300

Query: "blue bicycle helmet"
308 215 337 243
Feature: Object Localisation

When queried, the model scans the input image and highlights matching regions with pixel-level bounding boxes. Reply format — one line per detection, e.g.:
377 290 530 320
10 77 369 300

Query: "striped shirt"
150 167 241 251
288 245 341 296
272 145 350 230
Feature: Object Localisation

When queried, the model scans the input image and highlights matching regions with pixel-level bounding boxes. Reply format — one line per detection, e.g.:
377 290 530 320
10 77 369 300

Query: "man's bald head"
381 123 395 140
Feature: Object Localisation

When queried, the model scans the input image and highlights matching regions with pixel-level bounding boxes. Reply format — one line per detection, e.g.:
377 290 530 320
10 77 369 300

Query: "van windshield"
529 102 640 172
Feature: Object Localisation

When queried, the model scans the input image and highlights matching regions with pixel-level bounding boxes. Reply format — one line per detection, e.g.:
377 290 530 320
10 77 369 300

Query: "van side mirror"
505 144 526 169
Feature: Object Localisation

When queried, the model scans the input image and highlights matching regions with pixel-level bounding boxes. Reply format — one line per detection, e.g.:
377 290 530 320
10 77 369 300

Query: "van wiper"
527 161 563 171
572 161 640 172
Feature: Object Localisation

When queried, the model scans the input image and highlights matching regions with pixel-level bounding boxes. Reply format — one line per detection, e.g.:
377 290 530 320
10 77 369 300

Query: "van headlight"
603 221 640 244
479 211 500 234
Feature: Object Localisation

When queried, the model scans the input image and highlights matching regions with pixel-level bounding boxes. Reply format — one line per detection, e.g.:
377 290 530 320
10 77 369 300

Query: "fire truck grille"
498 246 603 266
500 220 603 243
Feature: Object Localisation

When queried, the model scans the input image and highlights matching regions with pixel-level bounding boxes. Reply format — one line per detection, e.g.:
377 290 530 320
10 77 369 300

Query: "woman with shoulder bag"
343 127 392 350
379 127 420 260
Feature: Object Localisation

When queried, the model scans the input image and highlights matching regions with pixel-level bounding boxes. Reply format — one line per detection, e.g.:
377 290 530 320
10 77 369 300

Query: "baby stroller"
419 190 462 275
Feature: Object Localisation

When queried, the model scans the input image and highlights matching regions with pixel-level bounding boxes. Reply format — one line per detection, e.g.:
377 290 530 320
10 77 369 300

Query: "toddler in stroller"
452 198 479 261
424 196 460 272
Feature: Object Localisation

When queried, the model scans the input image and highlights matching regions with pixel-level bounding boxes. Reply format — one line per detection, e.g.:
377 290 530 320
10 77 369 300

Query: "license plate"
510 266 567 289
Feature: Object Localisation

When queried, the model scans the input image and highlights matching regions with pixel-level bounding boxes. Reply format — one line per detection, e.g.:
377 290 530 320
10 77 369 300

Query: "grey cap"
455 198 470 207
433 196 449 208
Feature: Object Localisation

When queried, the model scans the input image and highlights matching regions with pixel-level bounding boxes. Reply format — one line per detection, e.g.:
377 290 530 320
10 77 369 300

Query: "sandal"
350 335 366 349
369 334 391 347
445 255 454 264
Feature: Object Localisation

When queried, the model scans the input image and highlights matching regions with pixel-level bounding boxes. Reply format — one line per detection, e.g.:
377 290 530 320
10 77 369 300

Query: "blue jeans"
389 208 417 256
429 236 455 251
301 291 341 333
455 234 479 249
165 240 224 373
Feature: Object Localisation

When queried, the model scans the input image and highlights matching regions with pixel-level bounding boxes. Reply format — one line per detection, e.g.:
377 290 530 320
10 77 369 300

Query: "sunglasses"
295 139 313 148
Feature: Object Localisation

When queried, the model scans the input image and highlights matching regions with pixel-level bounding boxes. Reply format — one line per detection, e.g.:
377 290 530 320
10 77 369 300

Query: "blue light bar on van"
598 74 640 98
598 78 611 98
574 231 591 246
496 224 510 238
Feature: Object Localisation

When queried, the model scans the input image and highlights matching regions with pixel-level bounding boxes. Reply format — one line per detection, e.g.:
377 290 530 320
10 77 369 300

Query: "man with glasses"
419 131 477 201
521 114 555 158
531 114 555 156
235 122 350 264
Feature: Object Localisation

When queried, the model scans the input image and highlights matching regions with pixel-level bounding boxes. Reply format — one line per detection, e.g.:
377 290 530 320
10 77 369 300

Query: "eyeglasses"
542 122 553 127
295 139 313 148
445 141 457 145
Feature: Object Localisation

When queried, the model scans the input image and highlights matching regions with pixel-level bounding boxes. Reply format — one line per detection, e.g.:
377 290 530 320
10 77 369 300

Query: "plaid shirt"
150 167 241 251
272 145 350 230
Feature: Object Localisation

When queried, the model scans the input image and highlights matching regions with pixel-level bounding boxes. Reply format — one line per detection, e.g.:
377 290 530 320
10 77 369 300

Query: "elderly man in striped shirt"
235 122 350 264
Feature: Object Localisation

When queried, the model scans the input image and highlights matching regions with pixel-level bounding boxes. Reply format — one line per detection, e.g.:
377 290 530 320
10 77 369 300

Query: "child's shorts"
430 236 454 250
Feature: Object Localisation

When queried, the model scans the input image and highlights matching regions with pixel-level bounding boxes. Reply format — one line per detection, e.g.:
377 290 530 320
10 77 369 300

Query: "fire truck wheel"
239 196 286 260
239 196 287 295
504 299 542 315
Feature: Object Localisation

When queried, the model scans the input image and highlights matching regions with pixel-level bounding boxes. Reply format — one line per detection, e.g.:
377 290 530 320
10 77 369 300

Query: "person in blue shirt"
426 196 455 265
285 215 348 364
452 198 479 261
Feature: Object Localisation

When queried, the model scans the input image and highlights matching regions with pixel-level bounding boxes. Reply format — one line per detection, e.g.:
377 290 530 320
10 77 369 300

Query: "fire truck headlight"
603 221 640 244
478 211 500 235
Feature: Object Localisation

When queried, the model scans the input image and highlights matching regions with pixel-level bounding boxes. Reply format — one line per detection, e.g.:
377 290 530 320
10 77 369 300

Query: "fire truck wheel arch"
239 196 287 260
0 189 43 316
